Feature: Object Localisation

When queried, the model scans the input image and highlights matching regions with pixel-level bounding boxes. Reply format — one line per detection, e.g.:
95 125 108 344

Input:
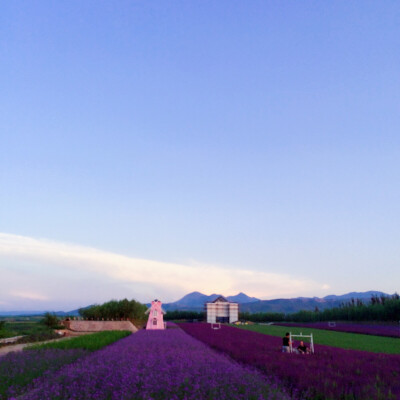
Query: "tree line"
287 293 400 322
241 294 400 323
163 310 204 321
77 294 399 324
79 299 147 322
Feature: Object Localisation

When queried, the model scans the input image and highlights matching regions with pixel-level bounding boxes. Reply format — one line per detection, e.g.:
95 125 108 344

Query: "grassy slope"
28 330 131 351
239 324 400 354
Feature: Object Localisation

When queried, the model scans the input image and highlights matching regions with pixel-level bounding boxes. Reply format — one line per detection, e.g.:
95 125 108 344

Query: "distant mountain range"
0 308 82 317
161 291 260 311
162 290 390 314
0 290 390 316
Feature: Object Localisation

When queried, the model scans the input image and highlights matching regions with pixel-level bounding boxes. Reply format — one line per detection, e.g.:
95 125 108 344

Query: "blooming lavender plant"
180 323 400 400
0 349 88 400
18 328 289 400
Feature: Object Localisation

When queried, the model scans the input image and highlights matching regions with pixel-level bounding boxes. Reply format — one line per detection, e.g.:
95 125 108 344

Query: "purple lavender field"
180 323 400 400
276 322 400 338
0 349 88 400
12 328 289 400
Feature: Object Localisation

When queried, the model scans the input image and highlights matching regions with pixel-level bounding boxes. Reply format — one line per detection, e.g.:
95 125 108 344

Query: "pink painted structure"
145 299 166 330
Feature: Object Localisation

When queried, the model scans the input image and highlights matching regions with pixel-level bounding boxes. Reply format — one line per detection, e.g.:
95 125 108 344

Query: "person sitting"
282 332 291 353
297 340 309 354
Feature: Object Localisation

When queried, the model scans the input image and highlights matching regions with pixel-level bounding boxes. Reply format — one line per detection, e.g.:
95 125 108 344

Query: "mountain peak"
162 291 259 311
323 290 389 301
227 293 260 303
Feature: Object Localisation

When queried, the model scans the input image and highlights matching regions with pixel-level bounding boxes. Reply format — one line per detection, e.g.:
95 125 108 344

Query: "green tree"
79 298 147 321
41 312 60 328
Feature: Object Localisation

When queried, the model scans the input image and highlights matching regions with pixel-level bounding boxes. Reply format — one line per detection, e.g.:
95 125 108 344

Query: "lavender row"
0 349 88 400
18 328 289 400
180 323 400 400
275 322 400 337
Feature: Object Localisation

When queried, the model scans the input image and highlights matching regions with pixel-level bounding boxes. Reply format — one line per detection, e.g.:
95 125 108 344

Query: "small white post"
310 333 314 354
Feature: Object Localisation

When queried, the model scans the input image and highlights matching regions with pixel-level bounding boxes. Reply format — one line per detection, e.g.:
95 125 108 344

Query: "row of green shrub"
29 330 131 351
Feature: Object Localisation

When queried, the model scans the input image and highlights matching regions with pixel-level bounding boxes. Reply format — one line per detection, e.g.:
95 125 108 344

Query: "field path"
0 342 28 355
0 331 90 356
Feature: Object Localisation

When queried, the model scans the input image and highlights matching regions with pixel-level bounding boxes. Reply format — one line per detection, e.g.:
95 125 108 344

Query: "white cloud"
0 232 329 308
322 284 330 290
11 291 48 301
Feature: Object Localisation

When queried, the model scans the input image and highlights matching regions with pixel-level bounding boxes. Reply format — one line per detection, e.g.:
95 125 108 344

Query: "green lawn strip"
27 330 131 351
238 324 400 354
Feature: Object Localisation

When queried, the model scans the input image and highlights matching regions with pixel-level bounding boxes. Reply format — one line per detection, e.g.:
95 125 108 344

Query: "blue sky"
1 1 399 310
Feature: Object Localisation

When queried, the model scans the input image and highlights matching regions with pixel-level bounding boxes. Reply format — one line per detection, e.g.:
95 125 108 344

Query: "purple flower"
0 349 87 400
19 328 289 399
180 323 400 400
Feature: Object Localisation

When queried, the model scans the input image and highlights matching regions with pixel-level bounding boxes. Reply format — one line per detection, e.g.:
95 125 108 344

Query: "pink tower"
145 299 166 330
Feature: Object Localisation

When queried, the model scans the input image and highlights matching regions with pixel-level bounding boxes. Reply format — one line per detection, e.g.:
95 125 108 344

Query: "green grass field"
239 324 400 354
28 330 131 351
0 321 59 342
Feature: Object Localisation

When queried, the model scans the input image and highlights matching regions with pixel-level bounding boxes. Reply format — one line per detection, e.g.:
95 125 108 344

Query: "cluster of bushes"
41 313 63 328
0 321 13 339
23 317 62 342
79 299 147 323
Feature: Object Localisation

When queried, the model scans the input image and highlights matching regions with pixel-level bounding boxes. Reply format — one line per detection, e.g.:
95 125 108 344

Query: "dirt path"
0 342 28 355
0 331 90 357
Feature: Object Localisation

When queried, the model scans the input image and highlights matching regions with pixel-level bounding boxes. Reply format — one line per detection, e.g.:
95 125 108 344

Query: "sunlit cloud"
11 291 48 301
322 284 330 290
0 232 329 309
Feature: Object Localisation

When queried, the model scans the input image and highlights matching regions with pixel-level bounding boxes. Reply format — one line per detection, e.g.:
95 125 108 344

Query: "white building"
205 296 239 323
